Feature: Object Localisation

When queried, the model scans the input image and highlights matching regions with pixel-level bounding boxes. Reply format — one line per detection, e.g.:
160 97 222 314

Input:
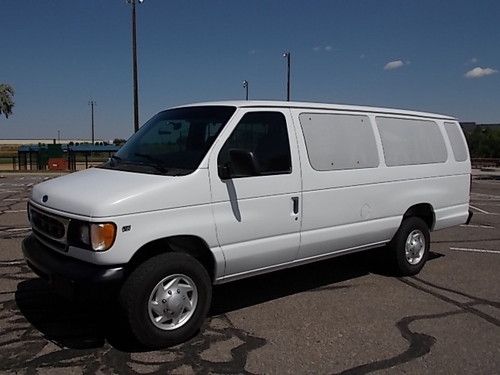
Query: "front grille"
29 206 69 248
32 228 67 251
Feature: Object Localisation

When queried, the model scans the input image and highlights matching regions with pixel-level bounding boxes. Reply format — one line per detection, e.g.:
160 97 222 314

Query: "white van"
23 101 472 347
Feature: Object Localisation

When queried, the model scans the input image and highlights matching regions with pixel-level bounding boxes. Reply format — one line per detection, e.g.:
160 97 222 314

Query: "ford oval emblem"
42 195 48 203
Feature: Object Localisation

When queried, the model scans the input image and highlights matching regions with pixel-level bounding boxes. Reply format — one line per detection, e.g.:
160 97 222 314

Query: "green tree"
464 126 500 158
0 84 15 119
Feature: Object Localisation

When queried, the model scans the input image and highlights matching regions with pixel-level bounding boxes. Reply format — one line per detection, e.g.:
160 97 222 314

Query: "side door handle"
292 196 299 214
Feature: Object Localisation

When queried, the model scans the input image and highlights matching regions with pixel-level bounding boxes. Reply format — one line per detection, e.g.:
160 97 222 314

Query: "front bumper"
22 234 125 291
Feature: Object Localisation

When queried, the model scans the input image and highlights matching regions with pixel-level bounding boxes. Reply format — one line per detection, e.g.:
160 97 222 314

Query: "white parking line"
474 180 500 186
470 193 500 200
3 209 27 213
1 227 31 232
460 224 495 229
470 205 490 214
450 247 500 255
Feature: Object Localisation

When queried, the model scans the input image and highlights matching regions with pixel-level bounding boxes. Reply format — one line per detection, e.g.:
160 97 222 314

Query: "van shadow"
14 249 444 352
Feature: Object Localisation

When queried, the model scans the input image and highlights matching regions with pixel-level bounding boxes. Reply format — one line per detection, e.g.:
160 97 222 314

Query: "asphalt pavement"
0 173 499 374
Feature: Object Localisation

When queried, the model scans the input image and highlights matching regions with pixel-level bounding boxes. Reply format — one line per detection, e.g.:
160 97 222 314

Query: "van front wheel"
120 253 212 348
388 217 430 276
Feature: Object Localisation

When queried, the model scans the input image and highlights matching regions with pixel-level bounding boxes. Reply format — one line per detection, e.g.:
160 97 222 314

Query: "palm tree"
0 84 15 119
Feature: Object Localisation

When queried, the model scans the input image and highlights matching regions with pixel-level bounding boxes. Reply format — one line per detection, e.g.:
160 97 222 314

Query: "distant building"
0 138 104 146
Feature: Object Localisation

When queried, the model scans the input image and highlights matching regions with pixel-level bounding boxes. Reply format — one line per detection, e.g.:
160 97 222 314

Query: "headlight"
90 223 116 251
69 221 116 251
79 224 90 245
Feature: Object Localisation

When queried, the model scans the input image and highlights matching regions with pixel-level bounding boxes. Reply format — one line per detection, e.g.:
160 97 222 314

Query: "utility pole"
283 51 291 101
127 0 144 133
243 80 249 100
57 130 61 143
89 100 96 145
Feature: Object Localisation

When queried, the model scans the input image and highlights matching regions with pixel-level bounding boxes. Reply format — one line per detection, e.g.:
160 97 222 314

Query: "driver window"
218 112 292 176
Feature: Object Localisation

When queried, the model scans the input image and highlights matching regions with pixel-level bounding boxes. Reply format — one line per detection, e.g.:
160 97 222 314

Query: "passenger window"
218 112 292 177
299 113 379 171
376 117 447 166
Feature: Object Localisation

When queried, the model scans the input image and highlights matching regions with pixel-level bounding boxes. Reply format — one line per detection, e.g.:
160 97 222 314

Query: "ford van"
22 101 472 347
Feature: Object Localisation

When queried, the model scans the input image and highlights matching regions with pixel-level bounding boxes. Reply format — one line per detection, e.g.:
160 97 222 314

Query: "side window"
218 112 292 177
299 113 379 171
444 122 468 162
376 117 448 166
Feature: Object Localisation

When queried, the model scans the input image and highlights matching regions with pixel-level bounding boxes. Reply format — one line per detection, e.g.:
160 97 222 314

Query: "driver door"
208 109 302 280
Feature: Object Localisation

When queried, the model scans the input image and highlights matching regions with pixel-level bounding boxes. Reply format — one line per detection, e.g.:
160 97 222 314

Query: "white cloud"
465 66 498 78
384 59 407 70
313 45 334 52
469 57 478 64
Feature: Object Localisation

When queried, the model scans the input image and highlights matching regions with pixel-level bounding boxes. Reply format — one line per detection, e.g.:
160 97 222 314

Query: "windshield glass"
100 106 236 176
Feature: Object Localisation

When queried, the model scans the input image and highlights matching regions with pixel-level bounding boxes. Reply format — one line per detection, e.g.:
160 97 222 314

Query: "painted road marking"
450 247 500 255
0 228 31 235
3 209 27 213
474 180 500 186
459 224 495 229
471 193 500 199
470 205 490 214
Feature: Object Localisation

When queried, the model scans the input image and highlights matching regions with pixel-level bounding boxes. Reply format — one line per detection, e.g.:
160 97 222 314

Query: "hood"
31 168 211 218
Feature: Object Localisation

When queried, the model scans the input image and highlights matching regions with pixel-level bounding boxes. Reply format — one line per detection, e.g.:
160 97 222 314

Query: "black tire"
388 217 430 276
120 252 212 348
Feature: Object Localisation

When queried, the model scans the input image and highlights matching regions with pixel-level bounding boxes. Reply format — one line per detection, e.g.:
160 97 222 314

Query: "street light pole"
89 100 96 145
243 80 249 100
128 0 143 133
283 51 291 101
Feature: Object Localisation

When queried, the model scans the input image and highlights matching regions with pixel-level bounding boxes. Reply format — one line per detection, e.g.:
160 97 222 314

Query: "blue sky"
1 0 499 140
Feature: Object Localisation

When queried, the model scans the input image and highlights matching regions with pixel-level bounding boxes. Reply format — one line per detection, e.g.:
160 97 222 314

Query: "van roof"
173 100 456 121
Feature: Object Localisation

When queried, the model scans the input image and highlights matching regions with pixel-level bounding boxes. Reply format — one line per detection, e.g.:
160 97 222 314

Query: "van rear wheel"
388 217 430 276
120 252 212 348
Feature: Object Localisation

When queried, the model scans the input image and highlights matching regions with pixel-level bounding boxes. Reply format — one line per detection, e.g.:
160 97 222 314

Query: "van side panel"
291 110 470 260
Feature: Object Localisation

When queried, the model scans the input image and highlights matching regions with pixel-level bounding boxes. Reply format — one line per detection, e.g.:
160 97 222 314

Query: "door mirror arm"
218 163 231 180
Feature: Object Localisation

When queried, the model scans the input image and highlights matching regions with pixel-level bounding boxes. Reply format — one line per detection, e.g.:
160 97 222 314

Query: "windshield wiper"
133 153 169 174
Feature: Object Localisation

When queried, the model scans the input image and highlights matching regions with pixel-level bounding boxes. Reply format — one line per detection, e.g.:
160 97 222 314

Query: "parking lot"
0 173 499 374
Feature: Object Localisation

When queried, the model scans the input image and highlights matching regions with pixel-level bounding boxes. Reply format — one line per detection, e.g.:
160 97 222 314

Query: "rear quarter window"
376 117 447 166
444 122 469 162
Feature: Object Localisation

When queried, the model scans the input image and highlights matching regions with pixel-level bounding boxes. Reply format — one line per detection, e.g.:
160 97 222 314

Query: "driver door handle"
292 196 299 214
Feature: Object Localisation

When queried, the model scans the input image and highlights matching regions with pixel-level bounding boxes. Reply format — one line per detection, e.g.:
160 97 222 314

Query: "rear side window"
444 122 468 162
376 117 447 166
218 112 292 176
299 113 379 171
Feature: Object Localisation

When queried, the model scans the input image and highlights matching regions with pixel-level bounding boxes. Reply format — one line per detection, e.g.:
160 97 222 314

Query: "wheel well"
403 203 435 230
127 235 216 282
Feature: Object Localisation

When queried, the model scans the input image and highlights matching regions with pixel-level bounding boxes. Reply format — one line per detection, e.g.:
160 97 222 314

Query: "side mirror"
218 149 261 180
229 149 260 177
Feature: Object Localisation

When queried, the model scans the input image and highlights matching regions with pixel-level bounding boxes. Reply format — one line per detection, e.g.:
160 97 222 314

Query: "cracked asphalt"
0 173 499 374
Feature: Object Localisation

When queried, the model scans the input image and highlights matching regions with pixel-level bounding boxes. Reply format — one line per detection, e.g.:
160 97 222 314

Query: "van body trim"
214 240 388 284
240 105 455 121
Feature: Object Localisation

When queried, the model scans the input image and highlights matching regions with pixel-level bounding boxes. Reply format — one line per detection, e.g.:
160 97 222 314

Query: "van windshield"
100 106 236 176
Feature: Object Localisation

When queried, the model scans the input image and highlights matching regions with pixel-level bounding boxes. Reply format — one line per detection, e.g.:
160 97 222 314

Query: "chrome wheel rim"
148 274 198 331
405 229 426 265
